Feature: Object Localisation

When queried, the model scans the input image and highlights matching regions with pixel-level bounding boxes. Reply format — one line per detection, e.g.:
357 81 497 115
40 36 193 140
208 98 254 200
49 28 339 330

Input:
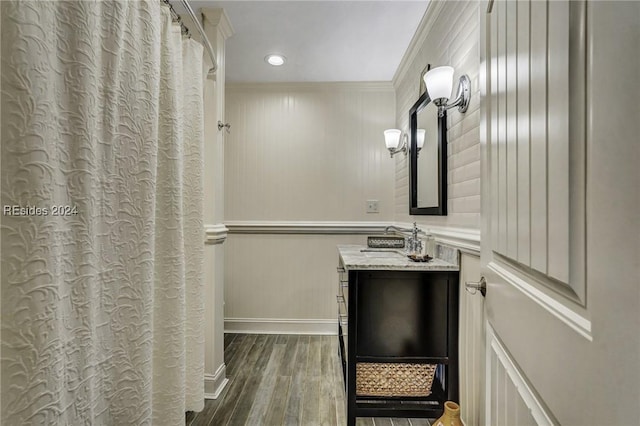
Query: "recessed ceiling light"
265 54 286 66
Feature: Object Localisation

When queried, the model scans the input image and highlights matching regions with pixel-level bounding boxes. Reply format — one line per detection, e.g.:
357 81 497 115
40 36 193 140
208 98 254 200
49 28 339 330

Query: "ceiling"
186 1 429 83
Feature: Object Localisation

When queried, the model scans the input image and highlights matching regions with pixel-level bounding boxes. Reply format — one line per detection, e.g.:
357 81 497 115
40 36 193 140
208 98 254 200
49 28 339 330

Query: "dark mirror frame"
409 92 448 215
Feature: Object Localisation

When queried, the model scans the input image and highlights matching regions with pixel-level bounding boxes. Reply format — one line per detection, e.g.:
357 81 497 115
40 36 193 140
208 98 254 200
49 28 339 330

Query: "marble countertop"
337 244 459 271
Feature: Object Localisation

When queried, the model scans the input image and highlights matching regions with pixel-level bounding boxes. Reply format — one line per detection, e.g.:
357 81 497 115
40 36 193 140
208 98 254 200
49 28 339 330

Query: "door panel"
480 1 640 424
489 0 582 305
486 325 550 426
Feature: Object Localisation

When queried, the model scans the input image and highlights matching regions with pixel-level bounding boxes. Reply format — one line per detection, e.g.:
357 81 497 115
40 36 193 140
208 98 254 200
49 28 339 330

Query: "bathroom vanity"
336 245 460 425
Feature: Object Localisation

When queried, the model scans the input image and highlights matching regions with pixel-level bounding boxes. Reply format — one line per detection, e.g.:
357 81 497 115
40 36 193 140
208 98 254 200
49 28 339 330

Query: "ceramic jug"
433 401 463 426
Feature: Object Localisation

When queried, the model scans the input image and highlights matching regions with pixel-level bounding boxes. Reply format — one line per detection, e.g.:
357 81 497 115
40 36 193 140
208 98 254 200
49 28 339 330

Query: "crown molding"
201 8 234 40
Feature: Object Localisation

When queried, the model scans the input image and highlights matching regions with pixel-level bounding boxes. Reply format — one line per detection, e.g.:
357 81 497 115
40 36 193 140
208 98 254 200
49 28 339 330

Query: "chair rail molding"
224 221 390 235
428 226 481 256
224 220 480 255
205 223 229 245
394 222 481 257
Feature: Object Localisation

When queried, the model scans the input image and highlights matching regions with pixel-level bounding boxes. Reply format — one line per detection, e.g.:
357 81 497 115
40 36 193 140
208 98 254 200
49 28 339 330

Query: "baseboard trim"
204 364 228 400
225 318 338 335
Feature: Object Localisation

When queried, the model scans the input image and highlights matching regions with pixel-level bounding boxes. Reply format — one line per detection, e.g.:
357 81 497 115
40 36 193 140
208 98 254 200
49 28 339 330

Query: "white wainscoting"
223 230 366 331
223 221 482 335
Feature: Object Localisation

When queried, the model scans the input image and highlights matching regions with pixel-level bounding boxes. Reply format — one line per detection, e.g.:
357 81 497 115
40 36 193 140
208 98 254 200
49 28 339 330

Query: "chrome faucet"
385 222 424 254
384 224 413 235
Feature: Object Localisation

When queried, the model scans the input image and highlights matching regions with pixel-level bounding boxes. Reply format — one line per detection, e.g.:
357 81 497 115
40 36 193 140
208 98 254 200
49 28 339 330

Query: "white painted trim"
392 1 446 88
204 363 228 400
392 222 481 257
225 221 481 255
428 226 481 257
201 8 234 40
205 223 228 245
485 323 555 426
487 261 593 341
226 82 394 92
224 221 390 235
225 318 338 335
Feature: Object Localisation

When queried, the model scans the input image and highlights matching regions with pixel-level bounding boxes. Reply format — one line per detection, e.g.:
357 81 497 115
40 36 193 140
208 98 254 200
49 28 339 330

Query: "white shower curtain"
1 1 205 424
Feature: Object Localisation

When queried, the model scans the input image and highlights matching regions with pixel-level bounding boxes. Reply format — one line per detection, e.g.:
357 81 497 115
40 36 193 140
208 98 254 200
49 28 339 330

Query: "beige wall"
393 1 481 230
223 83 396 330
225 83 396 221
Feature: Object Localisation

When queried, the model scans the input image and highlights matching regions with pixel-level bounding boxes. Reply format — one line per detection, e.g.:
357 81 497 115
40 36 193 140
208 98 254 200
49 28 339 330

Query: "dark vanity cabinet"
337 257 459 425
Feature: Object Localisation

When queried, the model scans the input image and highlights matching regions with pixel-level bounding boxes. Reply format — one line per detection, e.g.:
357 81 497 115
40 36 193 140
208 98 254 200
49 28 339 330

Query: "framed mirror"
409 91 447 215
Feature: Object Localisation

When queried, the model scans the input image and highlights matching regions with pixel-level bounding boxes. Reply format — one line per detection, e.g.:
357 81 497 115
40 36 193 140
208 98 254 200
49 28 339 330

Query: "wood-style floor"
186 334 433 426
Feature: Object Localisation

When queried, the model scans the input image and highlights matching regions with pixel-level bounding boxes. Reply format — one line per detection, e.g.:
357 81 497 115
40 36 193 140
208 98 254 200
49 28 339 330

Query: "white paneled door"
480 1 639 425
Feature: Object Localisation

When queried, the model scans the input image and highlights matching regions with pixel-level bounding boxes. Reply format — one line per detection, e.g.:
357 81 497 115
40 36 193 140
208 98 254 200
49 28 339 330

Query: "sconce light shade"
424 66 454 102
383 129 407 158
417 129 426 150
384 129 402 150
423 65 471 117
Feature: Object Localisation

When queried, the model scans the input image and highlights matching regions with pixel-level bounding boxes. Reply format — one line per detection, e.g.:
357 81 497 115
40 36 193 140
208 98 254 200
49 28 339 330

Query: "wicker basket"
356 362 436 397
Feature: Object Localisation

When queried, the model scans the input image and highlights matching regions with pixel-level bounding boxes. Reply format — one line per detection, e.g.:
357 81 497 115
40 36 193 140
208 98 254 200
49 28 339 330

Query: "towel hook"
218 121 231 133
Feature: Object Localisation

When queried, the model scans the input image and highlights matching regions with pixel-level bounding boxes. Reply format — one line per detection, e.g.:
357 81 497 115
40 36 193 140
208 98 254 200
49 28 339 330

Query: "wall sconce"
416 129 425 153
384 129 407 158
423 66 470 117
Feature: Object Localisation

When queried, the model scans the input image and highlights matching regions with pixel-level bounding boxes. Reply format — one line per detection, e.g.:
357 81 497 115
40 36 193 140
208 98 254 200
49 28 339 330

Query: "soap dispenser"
423 233 435 258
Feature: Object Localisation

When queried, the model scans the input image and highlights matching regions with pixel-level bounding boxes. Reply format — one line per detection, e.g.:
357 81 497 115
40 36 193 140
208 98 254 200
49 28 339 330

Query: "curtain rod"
180 0 218 79
163 0 218 79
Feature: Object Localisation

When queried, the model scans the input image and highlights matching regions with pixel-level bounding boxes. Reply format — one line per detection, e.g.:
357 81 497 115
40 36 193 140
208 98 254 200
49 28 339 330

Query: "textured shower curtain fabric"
1 1 205 425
